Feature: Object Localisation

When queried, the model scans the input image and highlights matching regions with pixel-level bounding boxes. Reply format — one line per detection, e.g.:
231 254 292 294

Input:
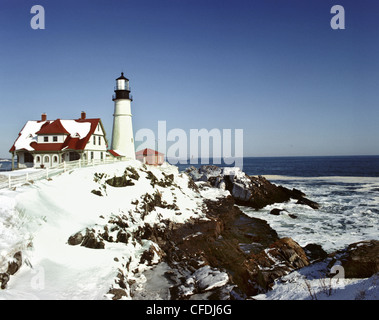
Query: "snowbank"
0 160 215 300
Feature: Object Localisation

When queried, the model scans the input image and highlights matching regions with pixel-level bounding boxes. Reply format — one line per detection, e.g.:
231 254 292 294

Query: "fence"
0 158 127 190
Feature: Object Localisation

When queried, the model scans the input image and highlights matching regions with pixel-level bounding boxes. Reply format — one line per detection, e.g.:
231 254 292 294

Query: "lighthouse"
111 72 136 160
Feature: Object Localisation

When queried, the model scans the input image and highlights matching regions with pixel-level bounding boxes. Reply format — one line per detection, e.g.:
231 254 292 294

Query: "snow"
0 160 211 300
13 121 46 151
253 260 379 300
0 168 43 177
60 120 91 139
193 265 229 291
11 119 92 153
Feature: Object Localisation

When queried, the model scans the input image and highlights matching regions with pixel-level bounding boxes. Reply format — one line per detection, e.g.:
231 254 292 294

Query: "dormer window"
44 136 48 142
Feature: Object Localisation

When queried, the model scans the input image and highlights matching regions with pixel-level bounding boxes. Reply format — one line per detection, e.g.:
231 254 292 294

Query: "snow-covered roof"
10 118 101 153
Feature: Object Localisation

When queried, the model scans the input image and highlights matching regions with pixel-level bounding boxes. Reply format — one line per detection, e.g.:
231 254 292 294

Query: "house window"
44 156 49 163
36 156 41 163
44 136 48 142
53 136 58 142
53 156 58 163
99 137 101 145
91 152 94 160
101 152 103 160
93 136 96 145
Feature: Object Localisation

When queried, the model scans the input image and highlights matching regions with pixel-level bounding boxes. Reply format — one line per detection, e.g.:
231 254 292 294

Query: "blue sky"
1 0 378 158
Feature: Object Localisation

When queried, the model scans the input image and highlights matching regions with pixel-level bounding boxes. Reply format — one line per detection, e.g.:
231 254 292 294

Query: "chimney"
81 111 86 120
41 113 47 121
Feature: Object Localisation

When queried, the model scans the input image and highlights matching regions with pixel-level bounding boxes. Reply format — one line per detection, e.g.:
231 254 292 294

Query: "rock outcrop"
328 240 379 278
244 237 310 292
0 251 22 289
131 195 310 298
186 166 319 210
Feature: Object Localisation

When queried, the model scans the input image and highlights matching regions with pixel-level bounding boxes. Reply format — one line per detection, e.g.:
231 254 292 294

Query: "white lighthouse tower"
111 72 136 160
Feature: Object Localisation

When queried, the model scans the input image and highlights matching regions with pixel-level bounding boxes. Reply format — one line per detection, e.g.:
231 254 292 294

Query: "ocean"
176 155 379 253
0 159 12 172
175 155 379 177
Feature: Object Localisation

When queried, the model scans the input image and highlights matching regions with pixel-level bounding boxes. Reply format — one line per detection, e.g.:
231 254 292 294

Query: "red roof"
108 150 121 157
136 148 164 156
36 119 70 135
10 118 103 153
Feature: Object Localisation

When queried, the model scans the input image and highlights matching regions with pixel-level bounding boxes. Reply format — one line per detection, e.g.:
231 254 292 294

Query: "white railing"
0 158 127 190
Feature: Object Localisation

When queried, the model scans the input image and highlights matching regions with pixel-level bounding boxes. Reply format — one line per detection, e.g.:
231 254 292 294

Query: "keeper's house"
9 112 108 169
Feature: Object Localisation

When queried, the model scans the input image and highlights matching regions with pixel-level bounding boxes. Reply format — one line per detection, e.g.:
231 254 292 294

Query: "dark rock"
145 171 158 187
157 173 175 187
291 188 306 198
288 214 298 219
328 240 379 278
0 273 10 290
125 167 140 181
91 189 103 196
108 288 127 300
245 237 310 292
0 252 23 290
303 243 328 262
134 194 312 297
7 251 22 275
106 175 135 187
140 245 164 266
269 208 283 216
68 231 84 246
116 230 129 244
186 165 319 210
296 197 319 210
81 229 105 249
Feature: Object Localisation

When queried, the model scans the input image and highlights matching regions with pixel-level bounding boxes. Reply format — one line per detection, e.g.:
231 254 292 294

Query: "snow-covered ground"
253 259 379 300
0 160 216 299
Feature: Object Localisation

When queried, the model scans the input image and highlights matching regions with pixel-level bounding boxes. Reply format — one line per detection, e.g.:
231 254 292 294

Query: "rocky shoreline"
69 165 378 299
1 163 378 299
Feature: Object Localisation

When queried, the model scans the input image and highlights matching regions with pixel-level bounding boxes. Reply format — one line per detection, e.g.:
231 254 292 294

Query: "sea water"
175 156 379 253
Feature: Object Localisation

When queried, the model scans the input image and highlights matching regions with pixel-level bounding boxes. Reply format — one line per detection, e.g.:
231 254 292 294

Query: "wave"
242 174 379 253
263 175 379 184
